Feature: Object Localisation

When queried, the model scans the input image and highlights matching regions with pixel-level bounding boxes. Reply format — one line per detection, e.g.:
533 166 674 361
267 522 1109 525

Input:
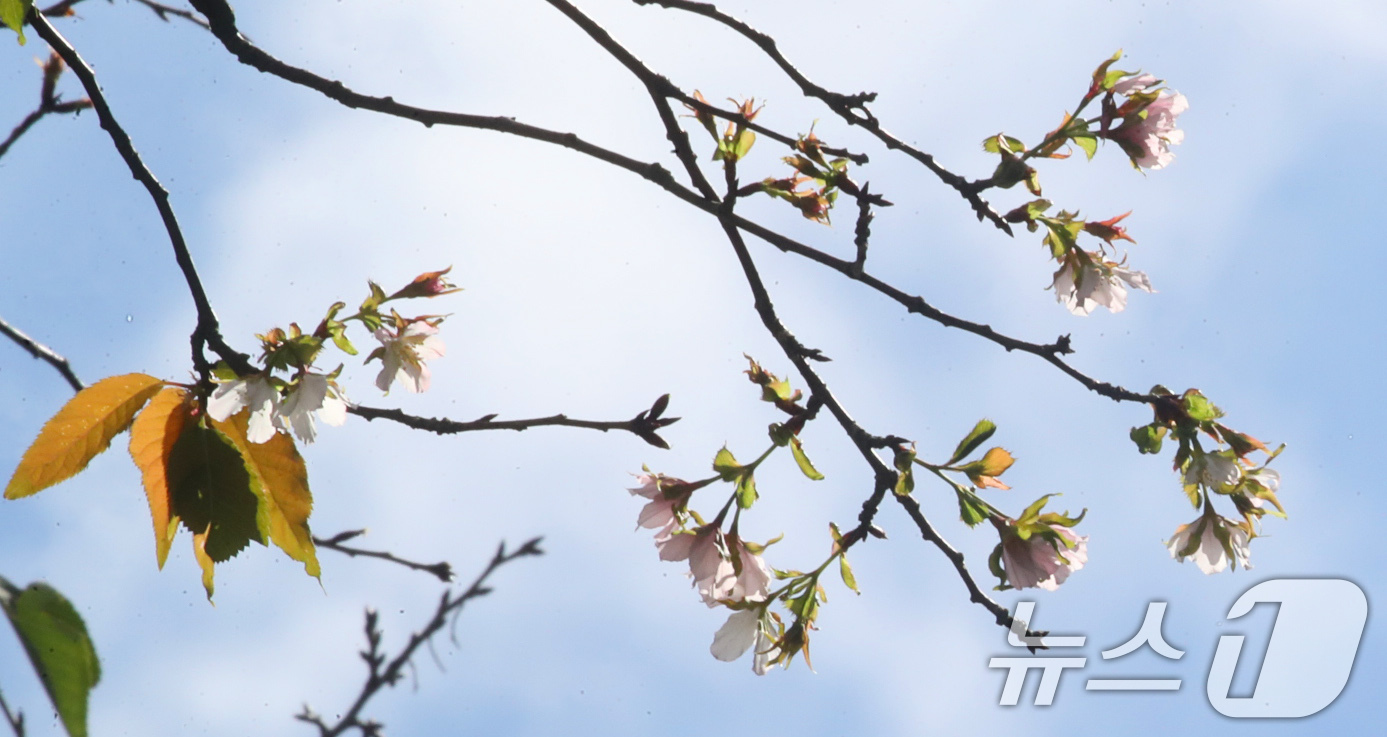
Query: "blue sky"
1 0 1383 735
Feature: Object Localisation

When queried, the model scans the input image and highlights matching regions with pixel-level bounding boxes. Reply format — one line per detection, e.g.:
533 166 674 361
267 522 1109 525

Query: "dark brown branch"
634 0 1011 234
312 530 453 583
893 491 1017 630
0 52 90 161
296 538 543 737
0 315 84 392
28 12 251 378
0 689 23 737
182 0 1151 407
42 0 210 30
349 393 679 449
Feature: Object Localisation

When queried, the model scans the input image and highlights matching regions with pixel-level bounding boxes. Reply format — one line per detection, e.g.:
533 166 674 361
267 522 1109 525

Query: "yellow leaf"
977 447 1016 477
6 374 165 499
192 525 215 602
211 414 320 578
128 387 190 568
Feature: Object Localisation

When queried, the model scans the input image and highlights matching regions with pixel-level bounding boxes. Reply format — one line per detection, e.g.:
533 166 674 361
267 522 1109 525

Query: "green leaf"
1017 493 1057 525
735 471 758 509
1129 423 1167 454
956 490 990 527
712 446 741 481
1 0 31 44
892 446 915 496
838 555 860 594
359 280 388 312
1072 134 1098 160
1024 199 1052 219
327 322 357 356
0 577 100 737
981 134 1026 154
789 438 824 480
987 543 1008 590
166 422 266 598
1182 391 1223 422
733 129 756 160
947 419 996 466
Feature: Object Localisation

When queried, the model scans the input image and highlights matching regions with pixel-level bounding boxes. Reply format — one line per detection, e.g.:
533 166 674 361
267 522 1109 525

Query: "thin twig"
42 0 211 30
296 538 543 737
180 0 1151 406
893 491 1017 629
349 393 679 449
0 315 84 392
634 0 1012 234
0 689 23 737
0 52 90 161
312 530 453 583
28 11 252 379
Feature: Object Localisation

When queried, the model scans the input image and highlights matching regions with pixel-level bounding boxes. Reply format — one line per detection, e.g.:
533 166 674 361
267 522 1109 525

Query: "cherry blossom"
1050 251 1153 315
278 373 350 443
207 374 280 443
1106 88 1188 170
1000 526 1088 591
1183 449 1242 492
1167 514 1252 574
1109 73 1157 96
372 320 445 394
726 537 772 602
710 605 781 675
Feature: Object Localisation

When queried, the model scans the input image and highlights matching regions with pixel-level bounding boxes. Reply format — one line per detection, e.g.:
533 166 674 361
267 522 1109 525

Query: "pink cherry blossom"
1000 526 1088 591
373 320 445 394
1109 73 1157 96
1107 89 1188 170
726 537 772 602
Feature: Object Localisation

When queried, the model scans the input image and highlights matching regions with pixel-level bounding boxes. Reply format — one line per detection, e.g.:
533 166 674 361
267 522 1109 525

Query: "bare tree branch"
28 11 252 379
296 538 543 737
634 0 1012 234
349 393 679 449
0 52 90 162
312 530 453 583
0 689 23 737
0 314 83 392
42 0 210 30
179 0 1152 406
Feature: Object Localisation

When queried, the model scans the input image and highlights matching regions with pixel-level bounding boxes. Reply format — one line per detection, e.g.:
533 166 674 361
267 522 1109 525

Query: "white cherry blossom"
373 321 446 393
207 375 280 443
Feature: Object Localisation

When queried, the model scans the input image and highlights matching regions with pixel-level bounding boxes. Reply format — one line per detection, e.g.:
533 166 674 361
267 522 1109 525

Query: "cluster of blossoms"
628 471 787 675
625 359 839 675
989 53 1187 316
685 93 858 226
205 268 458 444
900 420 1089 592
1131 387 1285 573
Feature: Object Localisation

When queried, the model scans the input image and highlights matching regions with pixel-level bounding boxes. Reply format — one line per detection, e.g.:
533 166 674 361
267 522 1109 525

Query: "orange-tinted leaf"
976 447 1015 477
192 524 216 601
6 373 164 499
128 387 190 568
211 413 320 578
